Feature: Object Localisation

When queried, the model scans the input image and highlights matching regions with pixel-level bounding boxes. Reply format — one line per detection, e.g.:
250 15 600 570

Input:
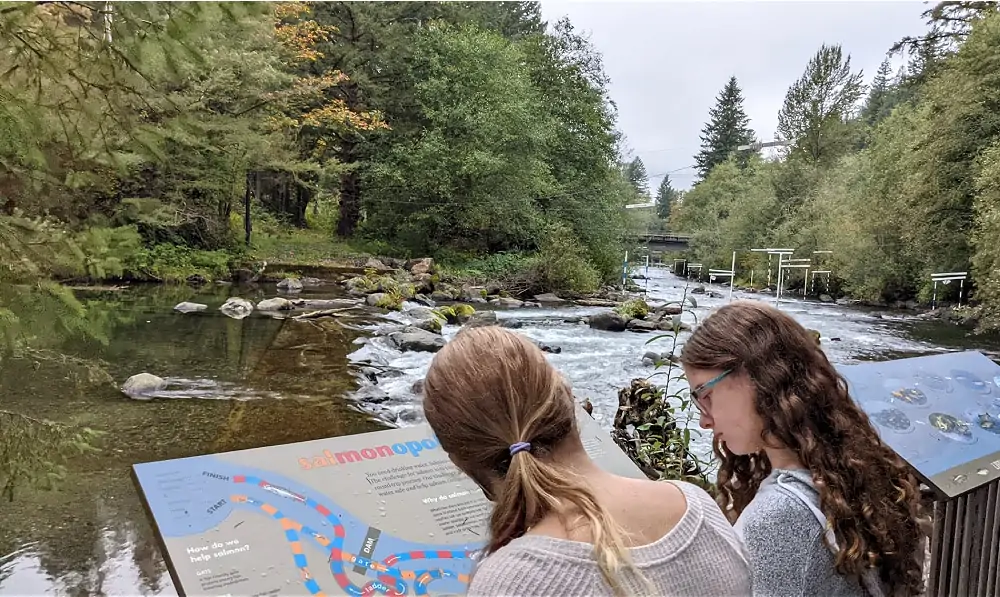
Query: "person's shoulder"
466 540 571 597
738 479 825 549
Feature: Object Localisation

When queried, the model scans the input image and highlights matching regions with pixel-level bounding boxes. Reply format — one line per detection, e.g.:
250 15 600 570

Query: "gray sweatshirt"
466 480 752 596
734 468 885 597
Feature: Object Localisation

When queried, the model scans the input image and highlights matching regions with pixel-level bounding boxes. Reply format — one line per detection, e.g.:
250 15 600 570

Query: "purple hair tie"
509 442 531 456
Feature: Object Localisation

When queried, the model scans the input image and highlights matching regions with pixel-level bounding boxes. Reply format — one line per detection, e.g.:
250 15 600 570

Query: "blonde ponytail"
422 327 654 596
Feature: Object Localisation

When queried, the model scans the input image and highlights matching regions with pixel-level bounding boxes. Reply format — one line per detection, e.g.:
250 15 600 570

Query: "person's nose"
698 410 713 430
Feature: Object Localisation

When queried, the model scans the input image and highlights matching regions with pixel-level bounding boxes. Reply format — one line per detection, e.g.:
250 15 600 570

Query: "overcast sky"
538 1 931 191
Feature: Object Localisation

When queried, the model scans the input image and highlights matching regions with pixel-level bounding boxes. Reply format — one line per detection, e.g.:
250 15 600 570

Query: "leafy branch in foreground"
611 283 717 493
0 409 104 501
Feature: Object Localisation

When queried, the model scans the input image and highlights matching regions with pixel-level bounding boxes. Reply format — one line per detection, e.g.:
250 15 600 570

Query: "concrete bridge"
630 233 691 252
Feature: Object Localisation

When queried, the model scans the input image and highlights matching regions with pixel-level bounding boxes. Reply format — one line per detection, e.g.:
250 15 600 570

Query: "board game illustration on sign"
133 407 646 597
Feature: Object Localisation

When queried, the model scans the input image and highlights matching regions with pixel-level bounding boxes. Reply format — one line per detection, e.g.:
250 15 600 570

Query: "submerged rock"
173 302 207 314
121 373 167 400
219 297 254 319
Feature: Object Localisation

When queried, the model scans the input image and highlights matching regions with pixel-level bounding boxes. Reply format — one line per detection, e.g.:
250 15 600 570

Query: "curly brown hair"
680 300 926 597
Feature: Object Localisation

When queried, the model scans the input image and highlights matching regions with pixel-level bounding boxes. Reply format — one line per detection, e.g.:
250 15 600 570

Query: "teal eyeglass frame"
689 369 732 413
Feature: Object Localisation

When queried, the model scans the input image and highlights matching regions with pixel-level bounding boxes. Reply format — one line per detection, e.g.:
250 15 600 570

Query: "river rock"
819 294 834 303
121 373 167 400
219 297 254 319
406 258 433 275
464 311 499 328
531 340 562 354
576 298 619 307
411 273 434 294
410 294 435 307
366 293 388 307
364 258 387 270
627 319 657 333
173 302 207 314
411 379 425 395
534 293 567 304
277 277 303 292
257 297 294 311
655 304 683 316
430 289 457 302
492 297 524 308
691 285 706 294
588 311 628 332
389 328 446 352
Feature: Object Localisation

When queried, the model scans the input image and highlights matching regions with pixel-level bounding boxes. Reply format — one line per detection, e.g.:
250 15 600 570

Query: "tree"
362 23 556 255
777 44 865 164
694 76 756 179
623 157 649 197
862 57 897 127
655 175 677 221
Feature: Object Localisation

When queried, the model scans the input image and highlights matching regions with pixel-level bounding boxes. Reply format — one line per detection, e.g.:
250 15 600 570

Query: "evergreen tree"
777 44 865 164
655 175 677 221
694 76 756 180
623 157 650 197
862 57 896 126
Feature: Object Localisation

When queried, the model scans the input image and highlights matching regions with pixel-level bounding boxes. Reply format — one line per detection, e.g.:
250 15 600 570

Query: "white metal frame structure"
687 263 703 280
776 257 811 306
931 271 968 309
708 251 737 302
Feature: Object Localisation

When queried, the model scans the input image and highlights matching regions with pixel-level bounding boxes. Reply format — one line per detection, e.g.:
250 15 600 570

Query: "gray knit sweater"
466 480 752 596
734 468 885 597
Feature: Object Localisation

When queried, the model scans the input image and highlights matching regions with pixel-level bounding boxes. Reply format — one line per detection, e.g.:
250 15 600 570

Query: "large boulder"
690 285 706 295
407 258 434 276
389 328 446 352
491 297 524 308
534 293 567 304
173 302 207 314
257 297 294 311
464 311 499 328
277 277 303 293
626 319 657 333
121 373 167 400
588 311 628 332
219 297 254 319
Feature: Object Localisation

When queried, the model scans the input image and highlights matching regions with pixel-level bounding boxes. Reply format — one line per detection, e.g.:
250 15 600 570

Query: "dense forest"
1 1 654 297
672 2 1000 331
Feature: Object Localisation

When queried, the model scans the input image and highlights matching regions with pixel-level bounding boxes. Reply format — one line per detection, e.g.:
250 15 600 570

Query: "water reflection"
1 271 998 595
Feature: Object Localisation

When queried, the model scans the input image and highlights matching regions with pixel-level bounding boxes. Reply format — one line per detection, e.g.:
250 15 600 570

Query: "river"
2 267 999 596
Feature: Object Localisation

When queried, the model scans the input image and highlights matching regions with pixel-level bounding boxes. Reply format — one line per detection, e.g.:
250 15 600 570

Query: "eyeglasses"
689 369 732 414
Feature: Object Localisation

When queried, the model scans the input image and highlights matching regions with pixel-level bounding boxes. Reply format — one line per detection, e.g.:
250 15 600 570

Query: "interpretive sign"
132 407 646 597
838 350 1000 498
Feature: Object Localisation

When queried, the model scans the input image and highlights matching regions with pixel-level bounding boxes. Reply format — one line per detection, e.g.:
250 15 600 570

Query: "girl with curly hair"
423 326 752 596
681 300 926 597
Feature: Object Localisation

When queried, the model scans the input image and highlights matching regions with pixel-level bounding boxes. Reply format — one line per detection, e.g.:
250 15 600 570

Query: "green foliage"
615 298 650 319
777 44 865 165
374 291 404 311
0 410 104 501
528 223 601 295
694 76 756 179
678 13 1000 324
655 175 678 221
611 288 714 489
623 157 650 197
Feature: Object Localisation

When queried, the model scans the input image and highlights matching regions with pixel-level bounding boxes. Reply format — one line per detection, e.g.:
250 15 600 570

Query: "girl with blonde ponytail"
422 326 753 597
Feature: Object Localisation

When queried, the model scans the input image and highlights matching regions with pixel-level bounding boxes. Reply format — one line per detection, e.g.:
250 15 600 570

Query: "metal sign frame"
707 251 737 302
931 271 968 309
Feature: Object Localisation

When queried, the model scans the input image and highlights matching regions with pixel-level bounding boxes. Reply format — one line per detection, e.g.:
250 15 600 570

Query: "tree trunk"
337 166 361 238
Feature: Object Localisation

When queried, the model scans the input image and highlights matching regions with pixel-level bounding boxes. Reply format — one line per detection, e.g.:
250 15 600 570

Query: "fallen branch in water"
293 306 365 320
